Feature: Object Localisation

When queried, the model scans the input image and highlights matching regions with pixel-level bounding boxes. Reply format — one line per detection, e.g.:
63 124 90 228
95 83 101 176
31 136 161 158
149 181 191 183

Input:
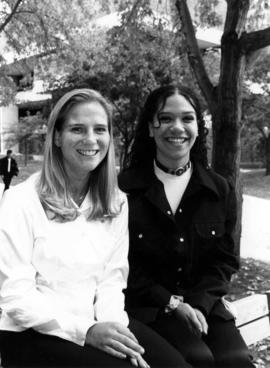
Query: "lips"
77 149 99 156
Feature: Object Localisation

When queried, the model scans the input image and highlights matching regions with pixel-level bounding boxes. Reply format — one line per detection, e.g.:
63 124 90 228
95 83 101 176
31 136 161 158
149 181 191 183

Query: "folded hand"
85 322 150 367
175 302 208 337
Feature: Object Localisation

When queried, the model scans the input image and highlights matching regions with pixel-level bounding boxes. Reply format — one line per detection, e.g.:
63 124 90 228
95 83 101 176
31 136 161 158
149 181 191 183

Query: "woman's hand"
174 302 208 337
85 322 150 367
194 308 208 335
130 355 150 368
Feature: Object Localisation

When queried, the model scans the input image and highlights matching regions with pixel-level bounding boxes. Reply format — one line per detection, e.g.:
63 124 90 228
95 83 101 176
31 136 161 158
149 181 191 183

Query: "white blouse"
0 174 129 346
154 161 192 215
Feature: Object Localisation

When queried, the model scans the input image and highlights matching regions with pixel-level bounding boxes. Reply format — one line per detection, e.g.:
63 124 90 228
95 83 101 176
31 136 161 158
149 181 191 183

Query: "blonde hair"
37 88 121 222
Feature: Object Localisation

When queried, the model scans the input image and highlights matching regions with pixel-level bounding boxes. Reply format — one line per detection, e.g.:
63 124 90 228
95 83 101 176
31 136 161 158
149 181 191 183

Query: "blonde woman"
0 89 189 368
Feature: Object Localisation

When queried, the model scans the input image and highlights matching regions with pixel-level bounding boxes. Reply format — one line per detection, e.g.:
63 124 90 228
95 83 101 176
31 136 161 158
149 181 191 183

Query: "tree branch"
239 27 270 54
248 111 265 121
174 0 216 110
13 10 35 15
122 0 144 26
0 0 24 33
10 9 51 47
223 0 250 36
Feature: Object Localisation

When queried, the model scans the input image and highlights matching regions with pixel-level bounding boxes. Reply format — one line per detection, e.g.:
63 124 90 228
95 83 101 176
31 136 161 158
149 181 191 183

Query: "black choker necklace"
155 159 191 176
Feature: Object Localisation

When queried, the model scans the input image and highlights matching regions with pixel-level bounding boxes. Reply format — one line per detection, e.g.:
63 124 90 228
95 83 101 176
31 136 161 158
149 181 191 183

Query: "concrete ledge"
232 293 270 346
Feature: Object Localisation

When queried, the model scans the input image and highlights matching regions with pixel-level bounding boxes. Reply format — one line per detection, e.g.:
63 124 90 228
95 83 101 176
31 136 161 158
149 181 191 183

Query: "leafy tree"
61 0 190 167
104 1 188 167
194 0 223 27
0 0 122 104
0 0 111 53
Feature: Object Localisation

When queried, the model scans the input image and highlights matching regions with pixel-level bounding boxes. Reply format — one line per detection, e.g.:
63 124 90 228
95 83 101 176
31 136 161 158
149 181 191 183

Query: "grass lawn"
11 160 43 186
241 169 270 200
3 161 270 367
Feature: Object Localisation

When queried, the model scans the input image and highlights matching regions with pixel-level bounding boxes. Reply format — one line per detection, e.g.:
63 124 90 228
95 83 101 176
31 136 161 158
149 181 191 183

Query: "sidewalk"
241 194 270 262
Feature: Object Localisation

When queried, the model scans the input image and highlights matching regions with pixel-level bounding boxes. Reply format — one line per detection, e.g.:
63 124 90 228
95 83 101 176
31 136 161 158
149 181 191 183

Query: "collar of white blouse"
70 191 91 213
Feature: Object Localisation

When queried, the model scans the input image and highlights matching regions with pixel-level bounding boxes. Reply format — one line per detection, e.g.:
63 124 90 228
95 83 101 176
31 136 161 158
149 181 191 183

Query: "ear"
54 130 61 147
148 122 154 138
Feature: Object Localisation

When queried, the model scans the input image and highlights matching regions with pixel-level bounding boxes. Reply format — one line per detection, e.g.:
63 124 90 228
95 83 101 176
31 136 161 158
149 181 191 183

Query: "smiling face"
54 101 110 182
149 93 198 169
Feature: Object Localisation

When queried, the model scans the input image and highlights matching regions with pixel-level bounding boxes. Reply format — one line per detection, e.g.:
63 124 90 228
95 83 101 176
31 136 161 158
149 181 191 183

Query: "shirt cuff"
58 316 97 346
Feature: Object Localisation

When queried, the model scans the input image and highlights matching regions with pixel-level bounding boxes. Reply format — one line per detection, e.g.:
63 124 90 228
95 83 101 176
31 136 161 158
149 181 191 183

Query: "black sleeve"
184 182 239 316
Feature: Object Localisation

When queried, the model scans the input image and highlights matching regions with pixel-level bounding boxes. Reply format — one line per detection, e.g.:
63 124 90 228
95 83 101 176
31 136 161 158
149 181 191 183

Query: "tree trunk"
265 135 270 175
212 110 243 253
211 31 246 254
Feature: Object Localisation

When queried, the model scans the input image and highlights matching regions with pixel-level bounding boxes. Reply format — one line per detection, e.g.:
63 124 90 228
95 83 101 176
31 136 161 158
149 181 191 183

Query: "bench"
231 292 270 345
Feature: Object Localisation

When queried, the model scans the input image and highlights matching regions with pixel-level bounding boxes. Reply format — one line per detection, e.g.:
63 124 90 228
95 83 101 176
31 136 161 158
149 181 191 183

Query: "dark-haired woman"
0 88 191 368
119 85 254 368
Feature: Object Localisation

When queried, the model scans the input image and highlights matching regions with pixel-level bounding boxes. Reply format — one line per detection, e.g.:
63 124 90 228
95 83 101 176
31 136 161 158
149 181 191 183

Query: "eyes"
157 113 196 126
68 124 109 135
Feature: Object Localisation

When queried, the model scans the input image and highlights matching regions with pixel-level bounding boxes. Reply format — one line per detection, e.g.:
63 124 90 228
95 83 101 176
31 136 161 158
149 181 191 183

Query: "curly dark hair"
127 84 209 169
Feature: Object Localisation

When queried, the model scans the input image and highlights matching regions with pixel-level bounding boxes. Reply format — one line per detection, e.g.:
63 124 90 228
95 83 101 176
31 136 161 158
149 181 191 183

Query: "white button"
179 237 184 242
138 233 143 239
211 230 216 235
177 267 182 272
167 210 171 215
179 208 182 213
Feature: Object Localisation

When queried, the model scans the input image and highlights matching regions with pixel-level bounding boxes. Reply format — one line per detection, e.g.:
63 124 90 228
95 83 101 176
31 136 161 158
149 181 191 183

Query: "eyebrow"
66 120 108 126
158 111 196 115
65 122 84 128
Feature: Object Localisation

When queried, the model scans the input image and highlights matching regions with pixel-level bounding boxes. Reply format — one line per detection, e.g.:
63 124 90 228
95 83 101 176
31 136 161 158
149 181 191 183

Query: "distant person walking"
0 150 19 191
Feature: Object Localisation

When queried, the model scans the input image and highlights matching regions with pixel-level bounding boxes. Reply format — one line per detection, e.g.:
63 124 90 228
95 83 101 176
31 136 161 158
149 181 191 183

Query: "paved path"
241 194 270 262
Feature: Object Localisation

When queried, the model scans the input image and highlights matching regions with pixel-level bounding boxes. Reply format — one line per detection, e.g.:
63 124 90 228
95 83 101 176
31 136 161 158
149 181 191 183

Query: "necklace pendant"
176 168 184 176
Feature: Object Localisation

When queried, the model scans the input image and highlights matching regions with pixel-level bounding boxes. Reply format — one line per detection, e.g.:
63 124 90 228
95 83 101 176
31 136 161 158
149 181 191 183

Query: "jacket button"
211 230 216 235
167 210 171 215
179 237 184 242
179 208 182 213
138 233 143 239
177 267 182 272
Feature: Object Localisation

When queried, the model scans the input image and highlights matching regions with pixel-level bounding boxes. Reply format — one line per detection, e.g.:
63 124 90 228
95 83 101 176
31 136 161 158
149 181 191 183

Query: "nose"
83 128 96 143
170 117 185 131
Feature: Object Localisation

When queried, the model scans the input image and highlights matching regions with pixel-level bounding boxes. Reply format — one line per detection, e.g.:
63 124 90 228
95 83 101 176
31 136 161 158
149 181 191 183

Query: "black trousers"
0 318 191 368
2 174 13 191
147 313 255 368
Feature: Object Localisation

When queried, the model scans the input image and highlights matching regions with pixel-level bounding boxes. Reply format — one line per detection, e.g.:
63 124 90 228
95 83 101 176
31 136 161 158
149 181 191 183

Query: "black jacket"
0 156 19 177
119 161 239 322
